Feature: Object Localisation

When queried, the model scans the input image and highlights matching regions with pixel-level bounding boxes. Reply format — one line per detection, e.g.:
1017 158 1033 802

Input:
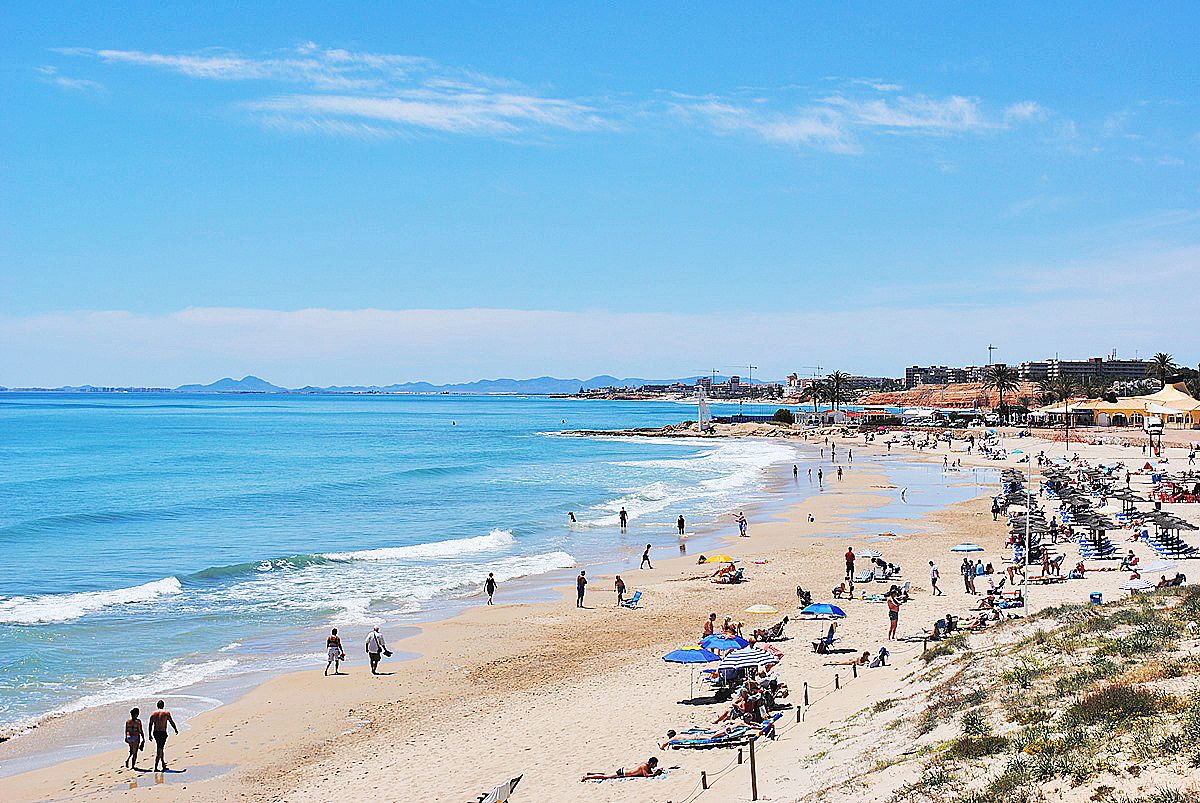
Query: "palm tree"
1146 352 1177 387
982 365 1020 423
826 371 852 411
801 381 826 414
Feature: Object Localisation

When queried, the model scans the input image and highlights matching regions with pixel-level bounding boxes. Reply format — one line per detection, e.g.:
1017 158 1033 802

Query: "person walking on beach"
886 591 900 640
960 558 974 594
485 572 497 604
837 466 843 481
365 626 391 674
615 574 626 605
148 700 178 772
844 547 855 580
641 544 653 569
619 507 628 530
793 464 798 478
123 707 144 769
991 498 1001 521
818 468 824 488
577 570 588 607
807 467 812 481
736 512 748 537
929 561 944 596
325 628 345 676
677 514 686 535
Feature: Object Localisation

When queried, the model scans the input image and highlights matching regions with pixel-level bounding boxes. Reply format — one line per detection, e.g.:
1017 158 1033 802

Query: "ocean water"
0 393 803 733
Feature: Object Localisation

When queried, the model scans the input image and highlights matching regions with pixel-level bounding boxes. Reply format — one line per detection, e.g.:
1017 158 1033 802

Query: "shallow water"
0 393 808 733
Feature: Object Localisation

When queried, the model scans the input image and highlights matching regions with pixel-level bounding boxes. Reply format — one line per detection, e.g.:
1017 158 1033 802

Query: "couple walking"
123 700 179 772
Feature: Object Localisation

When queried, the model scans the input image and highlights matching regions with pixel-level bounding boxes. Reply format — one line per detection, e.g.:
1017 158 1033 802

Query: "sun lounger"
854 568 875 584
760 617 788 641
663 714 781 749
620 590 643 609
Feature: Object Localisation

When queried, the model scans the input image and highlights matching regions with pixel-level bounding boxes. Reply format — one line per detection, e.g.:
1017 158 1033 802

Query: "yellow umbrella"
745 604 779 615
703 554 736 564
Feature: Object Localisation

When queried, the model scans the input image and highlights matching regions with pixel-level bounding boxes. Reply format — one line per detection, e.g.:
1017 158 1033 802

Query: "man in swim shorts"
325 628 344 676
581 756 660 781
147 700 178 772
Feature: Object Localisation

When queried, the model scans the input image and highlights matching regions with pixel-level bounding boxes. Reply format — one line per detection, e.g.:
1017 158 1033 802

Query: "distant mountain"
175 375 286 393
167 373 776 395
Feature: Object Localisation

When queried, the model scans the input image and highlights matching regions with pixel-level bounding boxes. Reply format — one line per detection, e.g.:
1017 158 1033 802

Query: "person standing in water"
147 700 178 772
619 507 628 530
124 707 144 769
641 544 653 569
485 573 497 604
677 514 686 535
793 464 798 478
325 628 344 676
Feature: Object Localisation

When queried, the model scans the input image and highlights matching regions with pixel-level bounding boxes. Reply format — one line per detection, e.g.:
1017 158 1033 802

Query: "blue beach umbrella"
664 645 721 698
1011 449 1024 454
800 603 847 618
663 646 721 664
951 543 985 553
700 634 749 651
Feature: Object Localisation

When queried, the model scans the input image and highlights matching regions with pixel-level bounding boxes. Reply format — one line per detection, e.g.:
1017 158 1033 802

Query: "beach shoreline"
6 427 1194 801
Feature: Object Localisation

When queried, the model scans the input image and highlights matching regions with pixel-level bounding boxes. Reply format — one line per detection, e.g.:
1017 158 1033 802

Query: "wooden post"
852 663 858 678
835 673 840 690
701 770 708 790
803 682 809 706
923 637 928 653
796 705 802 723
738 747 743 765
749 737 759 801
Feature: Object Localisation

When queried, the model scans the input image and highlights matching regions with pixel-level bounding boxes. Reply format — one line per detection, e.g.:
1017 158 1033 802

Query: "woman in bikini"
124 707 144 769
325 628 345 676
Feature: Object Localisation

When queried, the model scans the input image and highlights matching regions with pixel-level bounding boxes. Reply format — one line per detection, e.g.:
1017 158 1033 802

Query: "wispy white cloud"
55 44 607 138
36 65 104 92
1003 101 1044 123
673 89 1042 153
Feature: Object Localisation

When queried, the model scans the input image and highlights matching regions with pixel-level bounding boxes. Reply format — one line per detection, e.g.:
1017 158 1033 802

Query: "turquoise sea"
0 393 807 735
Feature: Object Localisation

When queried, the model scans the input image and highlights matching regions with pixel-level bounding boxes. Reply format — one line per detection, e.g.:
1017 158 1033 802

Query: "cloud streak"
57 44 608 138
53 44 1047 151
671 90 1044 152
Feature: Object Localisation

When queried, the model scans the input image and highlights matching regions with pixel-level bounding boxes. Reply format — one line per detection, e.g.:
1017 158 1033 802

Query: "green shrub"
771 408 795 424
1067 684 1168 724
945 735 1010 760
961 708 993 737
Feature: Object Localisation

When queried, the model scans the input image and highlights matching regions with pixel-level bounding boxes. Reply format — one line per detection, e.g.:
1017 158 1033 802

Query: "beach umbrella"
859 548 884 559
717 647 779 672
1140 561 1177 574
704 554 736 564
664 645 721 698
1120 578 1155 591
663 646 721 664
800 602 846 618
1011 449 1024 454
701 634 749 651
745 604 779 615
951 543 985 552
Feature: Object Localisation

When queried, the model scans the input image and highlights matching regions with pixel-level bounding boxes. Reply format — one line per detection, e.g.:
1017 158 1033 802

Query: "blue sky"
2 3 1198 386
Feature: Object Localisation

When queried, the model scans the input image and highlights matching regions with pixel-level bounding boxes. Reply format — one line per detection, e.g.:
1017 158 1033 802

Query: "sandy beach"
5 428 1199 802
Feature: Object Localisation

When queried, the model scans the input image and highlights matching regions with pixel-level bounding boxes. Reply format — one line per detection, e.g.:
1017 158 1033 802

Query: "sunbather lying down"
825 651 870 667
581 757 660 781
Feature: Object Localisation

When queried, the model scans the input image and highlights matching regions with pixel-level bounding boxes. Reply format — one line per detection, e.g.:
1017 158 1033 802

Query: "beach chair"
761 617 789 641
620 590 643 609
811 622 838 654
477 775 522 802
854 568 875 584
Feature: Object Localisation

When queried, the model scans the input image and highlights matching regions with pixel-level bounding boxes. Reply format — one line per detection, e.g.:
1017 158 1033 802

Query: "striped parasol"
717 646 779 672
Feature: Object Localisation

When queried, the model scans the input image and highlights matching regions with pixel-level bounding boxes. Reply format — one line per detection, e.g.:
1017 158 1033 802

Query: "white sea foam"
0 577 183 625
323 528 515 562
